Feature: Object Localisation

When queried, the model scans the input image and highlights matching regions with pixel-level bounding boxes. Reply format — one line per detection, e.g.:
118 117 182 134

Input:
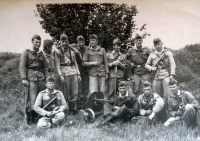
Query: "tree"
36 3 138 50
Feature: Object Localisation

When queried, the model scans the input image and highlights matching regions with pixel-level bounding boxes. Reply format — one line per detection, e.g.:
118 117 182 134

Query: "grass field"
1 51 200 141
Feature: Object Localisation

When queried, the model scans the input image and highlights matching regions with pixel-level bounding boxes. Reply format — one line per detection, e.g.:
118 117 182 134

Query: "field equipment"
150 51 167 81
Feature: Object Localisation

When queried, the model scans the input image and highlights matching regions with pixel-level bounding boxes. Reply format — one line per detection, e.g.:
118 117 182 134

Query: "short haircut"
77 35 85 42
113 38 121 46
60 34 68 41
43 39 53 51
118 81 127 87
169 79 178 86
89 34 98 40
143 81 152 88
153 38 162 45
135 35 142 40
32 34 41 41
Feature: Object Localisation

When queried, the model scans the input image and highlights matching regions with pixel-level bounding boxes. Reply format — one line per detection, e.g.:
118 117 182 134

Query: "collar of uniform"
43 51 51 57
118 91 129 98
90 45 100 51
143 93 154 99
134 46 145 52
30 49 42 54
170 90 180 98
112 50 121 56
45 89 59 95
62 47 69 52
155 49 165 55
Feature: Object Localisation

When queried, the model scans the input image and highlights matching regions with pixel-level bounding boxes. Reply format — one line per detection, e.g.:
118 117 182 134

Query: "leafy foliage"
36 3 138 50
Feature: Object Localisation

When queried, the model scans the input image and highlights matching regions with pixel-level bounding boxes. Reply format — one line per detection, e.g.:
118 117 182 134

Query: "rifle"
150 51 167 81
24 85 31 124
36 94 60 119
117 97 132 107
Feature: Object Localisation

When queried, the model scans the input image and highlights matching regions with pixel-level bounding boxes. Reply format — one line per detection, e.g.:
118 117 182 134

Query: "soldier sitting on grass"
137 81 166 124
164 79 200 127
103 81 139 123
34 76 68 129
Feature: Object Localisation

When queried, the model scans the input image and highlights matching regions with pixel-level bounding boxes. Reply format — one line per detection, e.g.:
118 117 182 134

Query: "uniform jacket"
138 93 164 115
125 46 151 75
19 49 48 81
54 47 80 76
106 50 128 79
43 51 56 75
34 89 68 116
145 49 176 79
166 90 199 117
82 46 109 76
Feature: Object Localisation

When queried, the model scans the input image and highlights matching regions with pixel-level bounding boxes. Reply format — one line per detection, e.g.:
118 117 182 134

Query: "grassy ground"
1 52 200 141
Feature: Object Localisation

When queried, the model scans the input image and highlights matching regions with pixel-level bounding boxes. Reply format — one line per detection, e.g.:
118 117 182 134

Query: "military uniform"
55 47 80 105
34 89 68 129
106 50 129 99
145 48 176 98
164 90 199 127
138 93 165 123
126 46 151 95
19 49 48 122
103 92 139 122
83 45 109 96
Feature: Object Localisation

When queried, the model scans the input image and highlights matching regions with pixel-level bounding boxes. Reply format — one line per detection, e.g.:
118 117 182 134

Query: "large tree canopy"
36 3 138 50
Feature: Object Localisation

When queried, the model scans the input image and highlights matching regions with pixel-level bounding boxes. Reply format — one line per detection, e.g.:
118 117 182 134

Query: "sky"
0 0 200 53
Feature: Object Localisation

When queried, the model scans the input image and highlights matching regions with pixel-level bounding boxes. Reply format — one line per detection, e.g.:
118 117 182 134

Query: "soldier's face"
90 39 98 47
32 39 41 52
77 41 85 48
118 86 127 96
154 42 163 52
46 46 53 54
61 40 69 49
135 39 143 47
143 86 152 97
46 82 55 90
113 45 121 52
169 84 178 95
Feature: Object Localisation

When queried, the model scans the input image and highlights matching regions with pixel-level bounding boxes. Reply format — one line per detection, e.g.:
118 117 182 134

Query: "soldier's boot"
69 102 77 114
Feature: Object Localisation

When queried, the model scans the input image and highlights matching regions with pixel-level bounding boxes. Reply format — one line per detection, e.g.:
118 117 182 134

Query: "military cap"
118 81 127 87
32 34 41 41
89 34 98 40
46 76 55 82
153 38 162 45
135 35 142 40
169 79 178 86
143 81 152 87
60 34 68 41
43 39 53 49
77 35 85 41
178 82 188 90
113 38 121 45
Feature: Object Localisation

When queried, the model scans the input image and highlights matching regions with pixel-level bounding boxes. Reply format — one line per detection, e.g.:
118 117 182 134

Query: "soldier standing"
82 34 109 97
125 35 151 95
55 34 81 112
106 38 129 100
145 38 176 98
19 34 48 124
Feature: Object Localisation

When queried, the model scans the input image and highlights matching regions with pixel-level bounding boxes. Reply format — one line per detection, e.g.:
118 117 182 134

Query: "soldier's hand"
151 67 157 71
105 74 108 80
145 110 152 115
78 75 81 82
112 60 120 66
22 80 29 86
47 111 59 117
93 61 101 66
148 112 155 120
130 63 135 68
60 75 65 84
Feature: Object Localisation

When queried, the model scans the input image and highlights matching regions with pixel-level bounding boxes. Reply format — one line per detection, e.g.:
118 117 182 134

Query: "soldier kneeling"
34 76 68 129
103 81 139 123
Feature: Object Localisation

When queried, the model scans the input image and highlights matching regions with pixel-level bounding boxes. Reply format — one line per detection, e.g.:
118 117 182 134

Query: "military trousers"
37 112 65 129
164 104 196 127
78 73 89 99
152 77 170 98
133 74 150 95
89 76 106 97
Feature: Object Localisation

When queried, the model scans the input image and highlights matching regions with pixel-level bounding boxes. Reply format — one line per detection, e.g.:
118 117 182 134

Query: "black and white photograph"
1 0 200 140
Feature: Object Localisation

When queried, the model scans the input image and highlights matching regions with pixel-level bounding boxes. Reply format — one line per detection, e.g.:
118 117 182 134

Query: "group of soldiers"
19 33 200 129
